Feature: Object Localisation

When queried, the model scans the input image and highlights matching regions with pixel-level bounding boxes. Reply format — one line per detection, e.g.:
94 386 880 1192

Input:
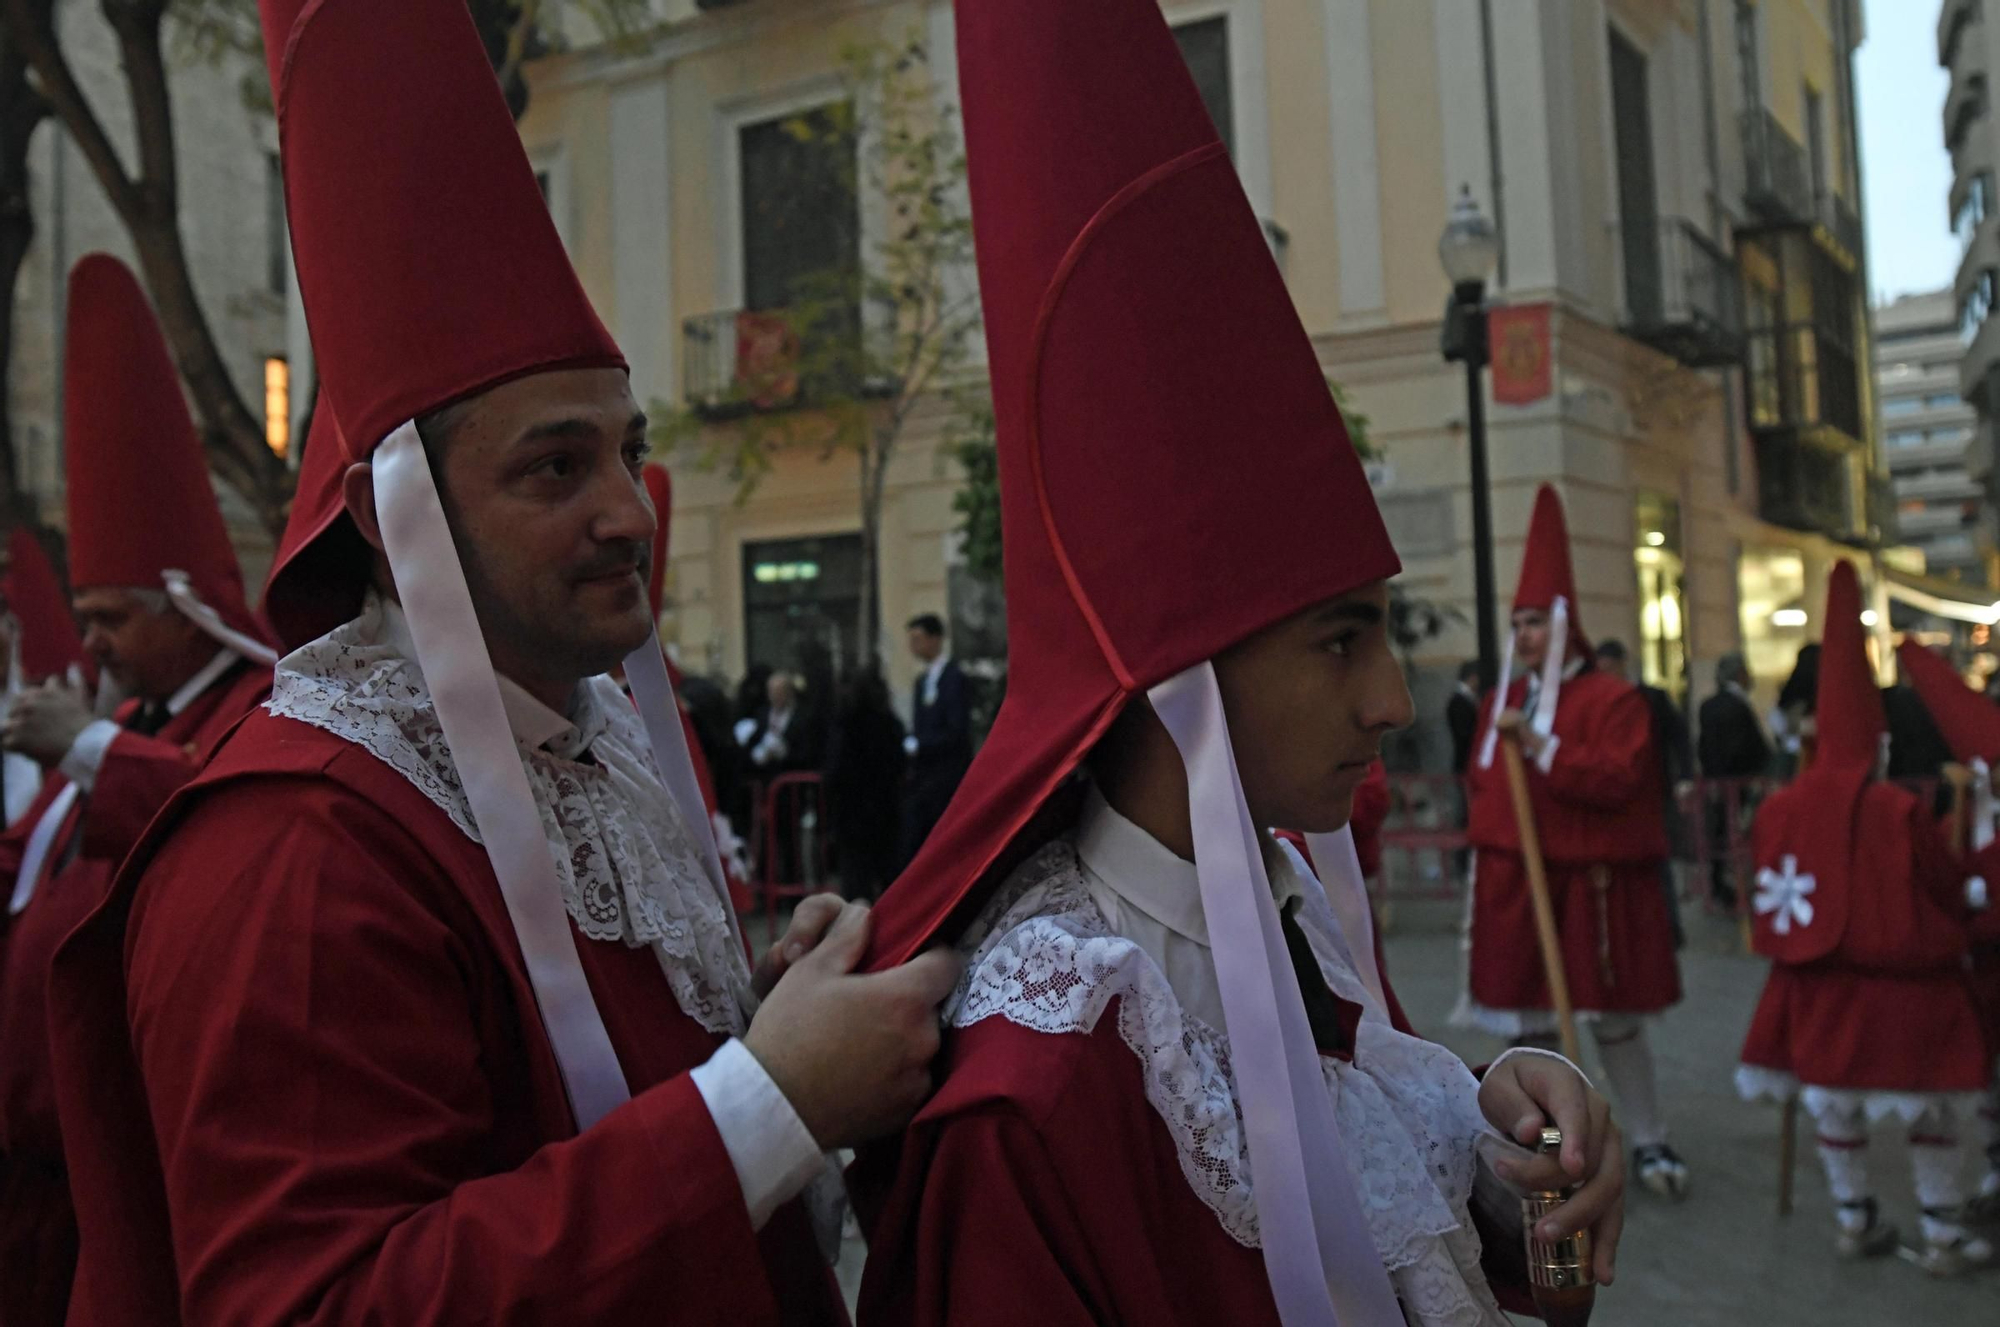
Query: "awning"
1884 567 2000 625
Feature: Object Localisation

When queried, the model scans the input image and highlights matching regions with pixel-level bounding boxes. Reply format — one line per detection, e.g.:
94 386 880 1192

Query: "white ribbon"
373 424 631 1131
1300 825 1387 1015
1150 663 1404 1327
1530 596 1568 742
1753 854 1817 935
1973 758 1996 852
160 570 279 667
9 781 80 915
621 634 743 953
1475 623 1515 772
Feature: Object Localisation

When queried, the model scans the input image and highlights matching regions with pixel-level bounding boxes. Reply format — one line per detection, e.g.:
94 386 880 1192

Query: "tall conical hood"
867 0 1397 967
1512 484 1590 659
644 464 672 622
61 254 267 652
258 0 625 623
1814 562 1885 770
262 406 357 650
4 528 87 685
1895 637 2000 765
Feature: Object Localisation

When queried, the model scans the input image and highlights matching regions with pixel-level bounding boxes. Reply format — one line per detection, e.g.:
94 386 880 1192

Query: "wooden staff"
1944 763 1974 857
1497 716 1583 1064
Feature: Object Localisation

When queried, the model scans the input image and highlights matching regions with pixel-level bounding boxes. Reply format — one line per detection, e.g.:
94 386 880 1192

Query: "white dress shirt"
60 647 242 793
376 600 824 1231
1073 786 1576 1084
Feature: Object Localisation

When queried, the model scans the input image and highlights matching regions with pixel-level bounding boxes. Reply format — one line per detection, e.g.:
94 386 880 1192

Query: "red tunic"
0 662 269 1327
1739 781 1987 1095
853 1007 1536 1325
45 710 844 1327
1464 670 1680 1016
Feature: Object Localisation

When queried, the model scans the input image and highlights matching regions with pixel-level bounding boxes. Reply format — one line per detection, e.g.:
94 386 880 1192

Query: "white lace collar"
950 840 1509 1327
267 594 754 1037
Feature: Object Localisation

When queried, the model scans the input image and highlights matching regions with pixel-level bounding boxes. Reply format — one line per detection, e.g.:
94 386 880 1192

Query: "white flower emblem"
1754 855 1817 935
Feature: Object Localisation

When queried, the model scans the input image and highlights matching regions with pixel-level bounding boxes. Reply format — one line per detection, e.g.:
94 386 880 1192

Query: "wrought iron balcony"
1741 108 1812 224
681 304 883 419
1817 192 1863 266
1619 217 1743 368
1753 429 1862 540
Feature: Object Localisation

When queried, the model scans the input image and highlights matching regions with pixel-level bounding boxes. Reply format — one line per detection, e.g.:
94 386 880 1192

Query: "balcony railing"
681 304 874 418
1741 108 1812 223
1817 192 1863 265
1753 430 1859 539
1619 217 1743 368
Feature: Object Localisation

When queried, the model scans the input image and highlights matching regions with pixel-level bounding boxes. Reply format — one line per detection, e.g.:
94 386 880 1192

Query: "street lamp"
1439 184 1502 691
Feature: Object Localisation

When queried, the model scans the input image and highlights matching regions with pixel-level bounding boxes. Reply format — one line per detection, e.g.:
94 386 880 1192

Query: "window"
1955 172 1992 250
1964 268 1998 343
738 104 858 316
1950 75 1987 154
1883 396 1925 417
265 153 286 297
1172 18 1234 158
1927 392 1965 409
263 357 290 460
1609 27 1662 326
1633 491 1686 699
1887 428 1928 448
1803 83 1828 203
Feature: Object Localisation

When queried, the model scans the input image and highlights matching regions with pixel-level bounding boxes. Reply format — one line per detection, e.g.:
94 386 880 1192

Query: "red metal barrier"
754 772 831 944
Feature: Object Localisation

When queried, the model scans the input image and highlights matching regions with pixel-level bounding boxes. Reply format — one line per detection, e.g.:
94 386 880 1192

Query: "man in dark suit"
900 613 972 867
1697 652 1770 906
1446 658 1481 774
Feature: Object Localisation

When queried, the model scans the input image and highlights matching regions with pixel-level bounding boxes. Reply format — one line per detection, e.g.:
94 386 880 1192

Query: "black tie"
1279 901 1354 1057
128 704 171 737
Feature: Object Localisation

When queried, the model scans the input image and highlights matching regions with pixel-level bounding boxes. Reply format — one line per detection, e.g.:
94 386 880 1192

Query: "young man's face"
1512 608 1551 671
1212 581 1412 835
908 626 943 663
429 367 656 691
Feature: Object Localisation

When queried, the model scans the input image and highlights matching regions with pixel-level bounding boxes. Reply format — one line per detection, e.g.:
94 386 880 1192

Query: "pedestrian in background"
899 613 971 867
1696 652 1771 907
824 666 906 901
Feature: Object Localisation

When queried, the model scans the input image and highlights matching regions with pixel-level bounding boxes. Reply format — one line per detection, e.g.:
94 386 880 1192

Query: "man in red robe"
42 4 954 1324
853 2 1625 1323
0 254 278 1327
0 526 93 828
1459 484 1688 1200
1891 634 2000 1233
1736 566 1992 1273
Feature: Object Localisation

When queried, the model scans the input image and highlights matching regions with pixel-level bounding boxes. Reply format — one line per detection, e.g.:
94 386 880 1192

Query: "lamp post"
1439 184 1502 690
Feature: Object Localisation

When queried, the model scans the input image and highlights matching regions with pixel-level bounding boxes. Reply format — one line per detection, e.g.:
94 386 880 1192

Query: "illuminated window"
264 357 290 459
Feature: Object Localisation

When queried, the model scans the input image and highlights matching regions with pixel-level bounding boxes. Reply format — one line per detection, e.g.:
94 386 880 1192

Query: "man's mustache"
571 543 649 583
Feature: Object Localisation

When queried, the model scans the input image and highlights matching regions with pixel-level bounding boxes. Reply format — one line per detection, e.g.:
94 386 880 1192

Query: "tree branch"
0 0 140 219
492 0 543 100
104 0 179 216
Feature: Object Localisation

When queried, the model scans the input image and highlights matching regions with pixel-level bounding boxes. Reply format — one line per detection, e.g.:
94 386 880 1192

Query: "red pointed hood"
1815 562 1885 770
4 527 87 684
262 406 358 650
866 0 1398 965
61 254 266 649
1512 484 1590 660
256 0 625 634
1896 637 2000 765
643 464 671 621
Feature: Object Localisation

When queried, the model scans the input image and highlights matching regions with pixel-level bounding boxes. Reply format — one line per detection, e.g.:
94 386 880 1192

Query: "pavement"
830 895 2000 1322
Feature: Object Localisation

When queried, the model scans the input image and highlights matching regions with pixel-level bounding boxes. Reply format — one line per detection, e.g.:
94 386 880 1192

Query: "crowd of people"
0 1 1991 1324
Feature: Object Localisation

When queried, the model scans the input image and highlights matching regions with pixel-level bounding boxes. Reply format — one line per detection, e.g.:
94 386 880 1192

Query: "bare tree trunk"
0 17 45 529
0 0 289 533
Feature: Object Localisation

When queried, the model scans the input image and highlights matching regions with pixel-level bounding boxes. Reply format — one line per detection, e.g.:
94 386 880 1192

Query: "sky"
1859 0 1959 304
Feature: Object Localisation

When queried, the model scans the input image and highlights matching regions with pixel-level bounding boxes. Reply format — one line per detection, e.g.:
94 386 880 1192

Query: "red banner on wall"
1489 302 1552 406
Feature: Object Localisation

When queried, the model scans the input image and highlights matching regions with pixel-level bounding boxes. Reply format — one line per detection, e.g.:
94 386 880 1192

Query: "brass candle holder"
1522 1126 1595 1326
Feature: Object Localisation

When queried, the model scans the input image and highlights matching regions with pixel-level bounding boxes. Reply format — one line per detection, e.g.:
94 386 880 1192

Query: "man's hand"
752 893 846 999
1478 1053 1625 1286
1495 709 1548 762
1 680 96 767
743 901 962 1150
